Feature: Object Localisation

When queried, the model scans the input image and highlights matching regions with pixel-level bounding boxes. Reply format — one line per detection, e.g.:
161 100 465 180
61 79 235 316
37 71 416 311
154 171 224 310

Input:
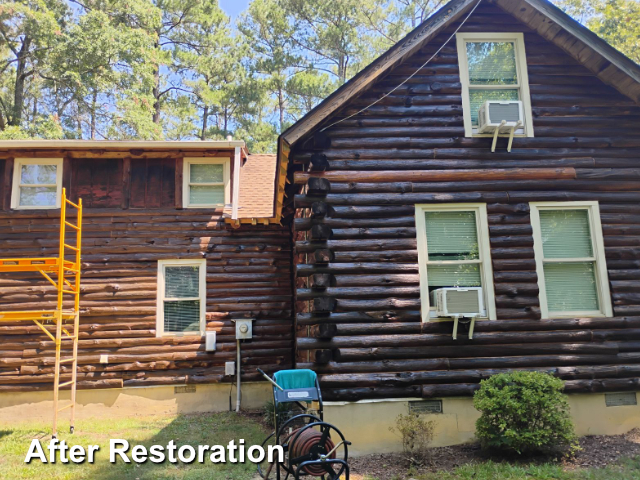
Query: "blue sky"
219 0 252 19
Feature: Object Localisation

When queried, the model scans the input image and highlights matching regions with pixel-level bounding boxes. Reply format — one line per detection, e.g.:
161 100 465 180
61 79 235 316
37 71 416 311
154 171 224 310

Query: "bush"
389 413 436 465
473 371 579 455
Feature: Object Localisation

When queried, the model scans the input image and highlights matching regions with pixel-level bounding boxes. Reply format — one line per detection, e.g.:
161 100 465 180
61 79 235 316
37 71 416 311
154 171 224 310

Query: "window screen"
539 210 598 313
162 264 203 333
531 203 611 318
465 41 519 124
188 163 225 206
424 211 481 290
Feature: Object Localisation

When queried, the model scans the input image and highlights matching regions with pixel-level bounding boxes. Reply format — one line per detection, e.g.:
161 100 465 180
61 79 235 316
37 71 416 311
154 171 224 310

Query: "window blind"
190 163 223 183
164 265 201 333
540 209 593 258
424 211 481 289
544 262 599 312
539 209 598 313
189 185 225 205
424 211 479 260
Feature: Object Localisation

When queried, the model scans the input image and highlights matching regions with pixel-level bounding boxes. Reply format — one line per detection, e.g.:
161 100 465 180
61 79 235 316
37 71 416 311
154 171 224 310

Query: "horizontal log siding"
0 158 293 391
289 2 640 401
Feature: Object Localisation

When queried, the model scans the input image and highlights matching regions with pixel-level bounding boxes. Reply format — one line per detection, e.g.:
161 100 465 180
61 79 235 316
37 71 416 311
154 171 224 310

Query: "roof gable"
281 0 640 148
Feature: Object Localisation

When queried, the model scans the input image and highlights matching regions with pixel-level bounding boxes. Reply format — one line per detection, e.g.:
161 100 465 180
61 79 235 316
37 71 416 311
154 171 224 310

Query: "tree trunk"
201 105 208 140
11 36 32 127
152 38 161 124
90 90 97 140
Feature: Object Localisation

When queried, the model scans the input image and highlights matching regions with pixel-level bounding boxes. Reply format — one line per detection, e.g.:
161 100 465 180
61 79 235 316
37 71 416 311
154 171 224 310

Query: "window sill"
423 316 491 323
12 205 59 210
468 133 530 138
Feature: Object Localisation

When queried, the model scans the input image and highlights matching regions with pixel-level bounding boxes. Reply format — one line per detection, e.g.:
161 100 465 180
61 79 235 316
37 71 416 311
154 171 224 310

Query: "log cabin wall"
288 2 640 401
0 150 293 392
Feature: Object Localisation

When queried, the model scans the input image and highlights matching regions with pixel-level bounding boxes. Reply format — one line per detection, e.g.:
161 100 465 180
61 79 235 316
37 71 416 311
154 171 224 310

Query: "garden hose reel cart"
257 368 351 480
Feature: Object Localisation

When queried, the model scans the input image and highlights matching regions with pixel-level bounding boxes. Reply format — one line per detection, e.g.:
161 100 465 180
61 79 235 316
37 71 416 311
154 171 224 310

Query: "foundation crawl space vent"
605 392 637 407
409 400 443 414
175 385 197 394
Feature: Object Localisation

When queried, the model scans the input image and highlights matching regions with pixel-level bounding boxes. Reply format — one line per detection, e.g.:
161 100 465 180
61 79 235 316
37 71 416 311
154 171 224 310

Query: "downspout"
232 145 242 412
231 146 241 220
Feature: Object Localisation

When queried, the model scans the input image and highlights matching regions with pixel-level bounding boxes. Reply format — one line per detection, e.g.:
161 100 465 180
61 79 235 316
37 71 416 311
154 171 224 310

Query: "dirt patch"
348 429 640 479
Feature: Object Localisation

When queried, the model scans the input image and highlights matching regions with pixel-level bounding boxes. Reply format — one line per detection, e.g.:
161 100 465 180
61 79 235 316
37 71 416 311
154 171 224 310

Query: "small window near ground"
415 204 496 322
530 202 612 319
157 259 206 336
11 158 63 209
456 33 533 137
183 158 230 208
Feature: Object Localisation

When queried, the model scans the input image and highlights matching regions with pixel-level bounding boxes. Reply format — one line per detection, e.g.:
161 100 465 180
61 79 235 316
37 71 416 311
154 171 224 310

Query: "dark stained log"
310 153 329 171
311 274 333 289
295 168 577 184
422 383 480 398
310 224 333 241
313 297 336 313
295 192 510 207
307 177 331 196
297 311 422 325
315 349 335 364
324 385 422 401
310 201 331 219
311 249 335 264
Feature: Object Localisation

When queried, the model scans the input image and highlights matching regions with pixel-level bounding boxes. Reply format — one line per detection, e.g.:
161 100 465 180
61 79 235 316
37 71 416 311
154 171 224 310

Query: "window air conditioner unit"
477 100 524 134
432 287 484 340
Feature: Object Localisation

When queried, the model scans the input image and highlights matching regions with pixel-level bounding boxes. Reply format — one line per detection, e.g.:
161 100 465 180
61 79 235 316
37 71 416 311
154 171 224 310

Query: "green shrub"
389 413 436 465
473 371 579 455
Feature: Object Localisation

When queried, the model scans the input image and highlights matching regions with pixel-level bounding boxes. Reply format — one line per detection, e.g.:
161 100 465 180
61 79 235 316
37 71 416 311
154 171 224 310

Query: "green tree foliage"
0 0 637 150
473 371 579 455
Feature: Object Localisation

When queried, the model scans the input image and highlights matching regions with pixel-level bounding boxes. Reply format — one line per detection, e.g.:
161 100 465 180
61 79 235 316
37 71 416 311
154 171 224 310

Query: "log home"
278 0 640 451
0 140 293 420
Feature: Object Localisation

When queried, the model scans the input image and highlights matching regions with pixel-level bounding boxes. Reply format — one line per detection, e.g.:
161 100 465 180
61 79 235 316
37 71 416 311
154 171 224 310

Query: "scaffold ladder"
0 188 82 437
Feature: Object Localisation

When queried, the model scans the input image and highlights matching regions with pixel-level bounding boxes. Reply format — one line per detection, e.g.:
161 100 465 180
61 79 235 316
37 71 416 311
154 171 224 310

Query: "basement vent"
605 392 637 407
174 385 197 394
409 400 442 414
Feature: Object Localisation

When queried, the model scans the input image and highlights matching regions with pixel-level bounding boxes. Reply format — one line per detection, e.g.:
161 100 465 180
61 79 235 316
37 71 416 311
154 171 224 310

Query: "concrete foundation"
0 382 272 423
1 387 638 457
323 393 640 455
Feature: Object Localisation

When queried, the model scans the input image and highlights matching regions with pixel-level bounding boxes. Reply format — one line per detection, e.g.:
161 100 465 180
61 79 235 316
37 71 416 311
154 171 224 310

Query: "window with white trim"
11 158 63 209
415 204 496 322
456 32 533 137
157 259 206 336
183 158 230 208
530 202 612 319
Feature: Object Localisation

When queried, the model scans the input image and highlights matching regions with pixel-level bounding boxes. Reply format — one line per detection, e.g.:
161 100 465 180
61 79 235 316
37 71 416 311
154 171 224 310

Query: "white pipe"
235 339 241 412
231 147 241 220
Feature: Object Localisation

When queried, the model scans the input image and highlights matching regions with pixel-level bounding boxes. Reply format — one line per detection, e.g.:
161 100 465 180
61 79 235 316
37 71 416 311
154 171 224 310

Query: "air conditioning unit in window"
432 287 484 340
478 100 524 133
478 100 524 153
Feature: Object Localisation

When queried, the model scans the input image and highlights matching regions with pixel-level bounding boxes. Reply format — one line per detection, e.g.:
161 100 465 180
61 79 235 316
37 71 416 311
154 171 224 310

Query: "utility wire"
320 0 483 132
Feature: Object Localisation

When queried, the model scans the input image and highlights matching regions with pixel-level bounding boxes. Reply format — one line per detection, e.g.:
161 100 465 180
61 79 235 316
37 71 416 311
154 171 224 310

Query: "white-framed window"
156 259 207 336
530 201 612 319
456 32 534 137
183 157 230 208
415 203 496 323
11 158 63 209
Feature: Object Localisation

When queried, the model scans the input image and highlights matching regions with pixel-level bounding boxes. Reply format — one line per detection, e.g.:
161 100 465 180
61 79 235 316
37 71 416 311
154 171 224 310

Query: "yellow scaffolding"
0 188 82 437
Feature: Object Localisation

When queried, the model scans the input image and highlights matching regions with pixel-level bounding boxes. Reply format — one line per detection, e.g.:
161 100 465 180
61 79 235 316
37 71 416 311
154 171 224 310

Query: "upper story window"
456 33 533 137
11 158 63 209
530 202 612 319
183 158 230 208
415 203 496 322
156 259 206 336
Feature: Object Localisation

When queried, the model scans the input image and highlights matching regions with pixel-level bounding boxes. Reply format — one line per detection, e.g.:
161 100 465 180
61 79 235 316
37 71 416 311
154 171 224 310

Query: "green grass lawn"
0 412 267 480
1 413 639 480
